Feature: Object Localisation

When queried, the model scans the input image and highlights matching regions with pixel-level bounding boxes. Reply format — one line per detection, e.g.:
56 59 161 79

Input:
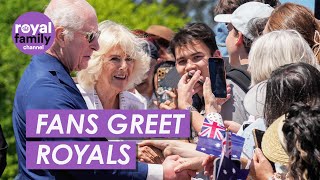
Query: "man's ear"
55 27 66 47
235 32 244 46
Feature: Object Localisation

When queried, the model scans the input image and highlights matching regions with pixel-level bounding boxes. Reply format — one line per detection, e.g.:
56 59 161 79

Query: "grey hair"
44 0 96 40
249 29 320 87
77 20 150 91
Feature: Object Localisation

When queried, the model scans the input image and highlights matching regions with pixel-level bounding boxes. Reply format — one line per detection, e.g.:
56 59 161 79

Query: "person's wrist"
205 106 218 114
205 104 219 113
178 102 192 110
185 105 197 112
267 172 281 180
163 164 173 180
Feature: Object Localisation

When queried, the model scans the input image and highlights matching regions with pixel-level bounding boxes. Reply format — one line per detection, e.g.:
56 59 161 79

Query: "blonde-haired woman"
249 30 319 87
77 20 150 110
76 20 166 164
225 30 320 159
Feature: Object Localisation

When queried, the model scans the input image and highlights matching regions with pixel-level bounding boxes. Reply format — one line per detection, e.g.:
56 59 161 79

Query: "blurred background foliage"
0 1 48 179
1 0 316 179
0 0 218 179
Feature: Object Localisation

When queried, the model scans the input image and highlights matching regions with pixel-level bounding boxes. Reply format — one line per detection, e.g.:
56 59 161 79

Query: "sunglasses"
79 30 101 43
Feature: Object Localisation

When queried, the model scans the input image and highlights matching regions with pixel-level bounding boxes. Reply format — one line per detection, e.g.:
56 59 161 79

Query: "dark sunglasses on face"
63 27 101 43
81 30 101 43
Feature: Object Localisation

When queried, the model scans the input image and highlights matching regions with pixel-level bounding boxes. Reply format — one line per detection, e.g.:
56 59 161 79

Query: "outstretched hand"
224 121 241 133
139 140 172 151
202 155 215 179
250 148 274 180
203 77 231 114
137 145 164 164
203 77 220 114
163 155 197 180
156 90 178 110
174 156 207 173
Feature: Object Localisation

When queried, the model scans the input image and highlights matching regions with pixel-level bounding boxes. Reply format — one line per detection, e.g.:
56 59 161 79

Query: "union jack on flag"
199 118 224 140
197 117 245 159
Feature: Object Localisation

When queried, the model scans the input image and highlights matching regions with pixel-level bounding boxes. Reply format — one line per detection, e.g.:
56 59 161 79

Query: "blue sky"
280 0 315 12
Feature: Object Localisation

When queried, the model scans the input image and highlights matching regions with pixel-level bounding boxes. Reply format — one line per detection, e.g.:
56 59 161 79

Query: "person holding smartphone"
164 22 243 142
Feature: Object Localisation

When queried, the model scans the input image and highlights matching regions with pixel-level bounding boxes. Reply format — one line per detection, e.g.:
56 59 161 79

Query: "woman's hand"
217 83 232 106
139 140 203 158
202 155 216 179
137 145 165 164
224 121 241 133
156 90 178 110
203 77 220 114
203 77 231 114
177 70 202 109
139 140 172 151
174 156 207 173
250 148 274 180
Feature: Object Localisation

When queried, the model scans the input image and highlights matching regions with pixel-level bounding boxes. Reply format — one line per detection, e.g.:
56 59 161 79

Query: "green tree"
0 1 49 179
0 0 189 179
89 0 189 30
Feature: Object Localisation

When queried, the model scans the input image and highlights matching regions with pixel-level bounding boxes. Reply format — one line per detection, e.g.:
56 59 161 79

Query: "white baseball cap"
214 2 274 40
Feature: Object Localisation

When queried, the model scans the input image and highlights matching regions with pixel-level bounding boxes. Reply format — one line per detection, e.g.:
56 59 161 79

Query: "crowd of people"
10 0 320 179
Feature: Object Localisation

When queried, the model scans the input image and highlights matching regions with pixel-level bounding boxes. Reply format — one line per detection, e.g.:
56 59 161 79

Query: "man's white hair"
44 0 96 40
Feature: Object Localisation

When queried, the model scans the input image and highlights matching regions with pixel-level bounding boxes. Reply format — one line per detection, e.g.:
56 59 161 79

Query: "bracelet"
206 112 224 127
268 173 283 180
185 105 197 112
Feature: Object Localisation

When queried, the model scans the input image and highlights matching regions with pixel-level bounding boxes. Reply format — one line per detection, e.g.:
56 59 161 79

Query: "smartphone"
252 129 276 171
252 129 265 149
156 66 180 103
208 57 227 98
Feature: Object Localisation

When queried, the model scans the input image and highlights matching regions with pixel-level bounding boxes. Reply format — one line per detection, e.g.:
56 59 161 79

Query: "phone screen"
208 57 227 98
252 129 264 149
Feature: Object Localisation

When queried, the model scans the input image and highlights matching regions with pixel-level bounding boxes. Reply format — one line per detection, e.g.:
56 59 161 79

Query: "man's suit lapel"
37 53 83 97
34 53 87 108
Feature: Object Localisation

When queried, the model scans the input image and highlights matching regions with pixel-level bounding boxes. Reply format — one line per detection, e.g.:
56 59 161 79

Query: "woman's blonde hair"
249 30 319 87
77 20 150 91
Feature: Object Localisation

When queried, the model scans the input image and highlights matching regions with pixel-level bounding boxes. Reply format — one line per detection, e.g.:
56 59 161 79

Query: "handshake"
161 155 213 180
138 140 214 180
158 154 215 180
162 155 200 180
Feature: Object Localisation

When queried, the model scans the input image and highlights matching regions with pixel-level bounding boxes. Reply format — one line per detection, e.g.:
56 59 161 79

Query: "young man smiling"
169 23 248 141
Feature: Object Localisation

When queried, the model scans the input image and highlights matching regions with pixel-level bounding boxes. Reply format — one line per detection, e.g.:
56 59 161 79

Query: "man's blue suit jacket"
12 53 148 180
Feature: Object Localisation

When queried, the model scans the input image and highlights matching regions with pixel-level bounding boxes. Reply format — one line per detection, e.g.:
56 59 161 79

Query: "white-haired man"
12 0 194 179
